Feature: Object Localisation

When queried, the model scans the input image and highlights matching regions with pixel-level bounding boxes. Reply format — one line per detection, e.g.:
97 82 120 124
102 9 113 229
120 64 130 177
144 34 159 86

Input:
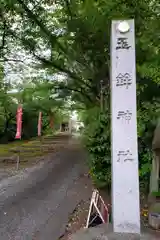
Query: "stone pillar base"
71 224 159 240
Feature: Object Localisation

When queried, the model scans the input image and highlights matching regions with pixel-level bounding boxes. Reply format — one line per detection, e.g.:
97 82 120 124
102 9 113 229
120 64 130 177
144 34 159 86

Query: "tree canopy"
0 0 159 108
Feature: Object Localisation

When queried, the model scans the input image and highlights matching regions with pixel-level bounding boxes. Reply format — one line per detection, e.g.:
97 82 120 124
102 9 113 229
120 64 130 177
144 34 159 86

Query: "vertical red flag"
38 112 42 136
15 105 23 139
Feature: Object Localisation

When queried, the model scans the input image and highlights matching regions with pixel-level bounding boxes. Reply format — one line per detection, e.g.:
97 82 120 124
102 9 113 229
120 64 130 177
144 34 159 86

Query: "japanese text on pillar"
116 37 131 50
115 35 134 163
117 150 134 163
116 73 132 89
117 110 132 123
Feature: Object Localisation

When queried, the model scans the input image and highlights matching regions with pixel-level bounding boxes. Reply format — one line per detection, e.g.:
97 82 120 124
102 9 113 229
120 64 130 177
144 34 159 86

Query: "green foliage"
1 0 159 107
82 107 111 188
0 64 67 143
138 100 160 190
151 191 160 197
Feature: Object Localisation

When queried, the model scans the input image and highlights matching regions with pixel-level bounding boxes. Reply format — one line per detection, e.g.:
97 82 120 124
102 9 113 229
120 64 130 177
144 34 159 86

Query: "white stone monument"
111 20 140 234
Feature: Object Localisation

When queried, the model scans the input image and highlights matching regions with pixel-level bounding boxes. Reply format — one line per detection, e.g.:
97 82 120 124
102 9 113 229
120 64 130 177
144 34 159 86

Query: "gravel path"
0 141 88 240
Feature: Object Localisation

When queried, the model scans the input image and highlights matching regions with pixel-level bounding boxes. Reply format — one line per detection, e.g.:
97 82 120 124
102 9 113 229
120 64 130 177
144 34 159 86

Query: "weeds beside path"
0 133 70 180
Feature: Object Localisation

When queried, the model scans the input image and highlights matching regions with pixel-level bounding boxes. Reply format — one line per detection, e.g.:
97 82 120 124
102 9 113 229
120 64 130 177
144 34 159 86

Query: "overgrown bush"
80 96 160 192
82 107 111 188
137 101 160 192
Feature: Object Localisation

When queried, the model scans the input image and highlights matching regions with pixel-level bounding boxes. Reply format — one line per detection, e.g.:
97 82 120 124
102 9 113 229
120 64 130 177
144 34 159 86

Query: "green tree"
0 0 159 105
0 64 66 142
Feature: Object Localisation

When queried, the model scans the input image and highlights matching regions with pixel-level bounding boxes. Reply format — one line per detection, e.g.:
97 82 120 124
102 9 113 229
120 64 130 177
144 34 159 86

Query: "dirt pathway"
0 137 91 240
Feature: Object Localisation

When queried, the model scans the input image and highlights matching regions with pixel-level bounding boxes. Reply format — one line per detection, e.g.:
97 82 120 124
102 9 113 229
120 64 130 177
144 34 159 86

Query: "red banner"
15 105 23 139
38 112 42 136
